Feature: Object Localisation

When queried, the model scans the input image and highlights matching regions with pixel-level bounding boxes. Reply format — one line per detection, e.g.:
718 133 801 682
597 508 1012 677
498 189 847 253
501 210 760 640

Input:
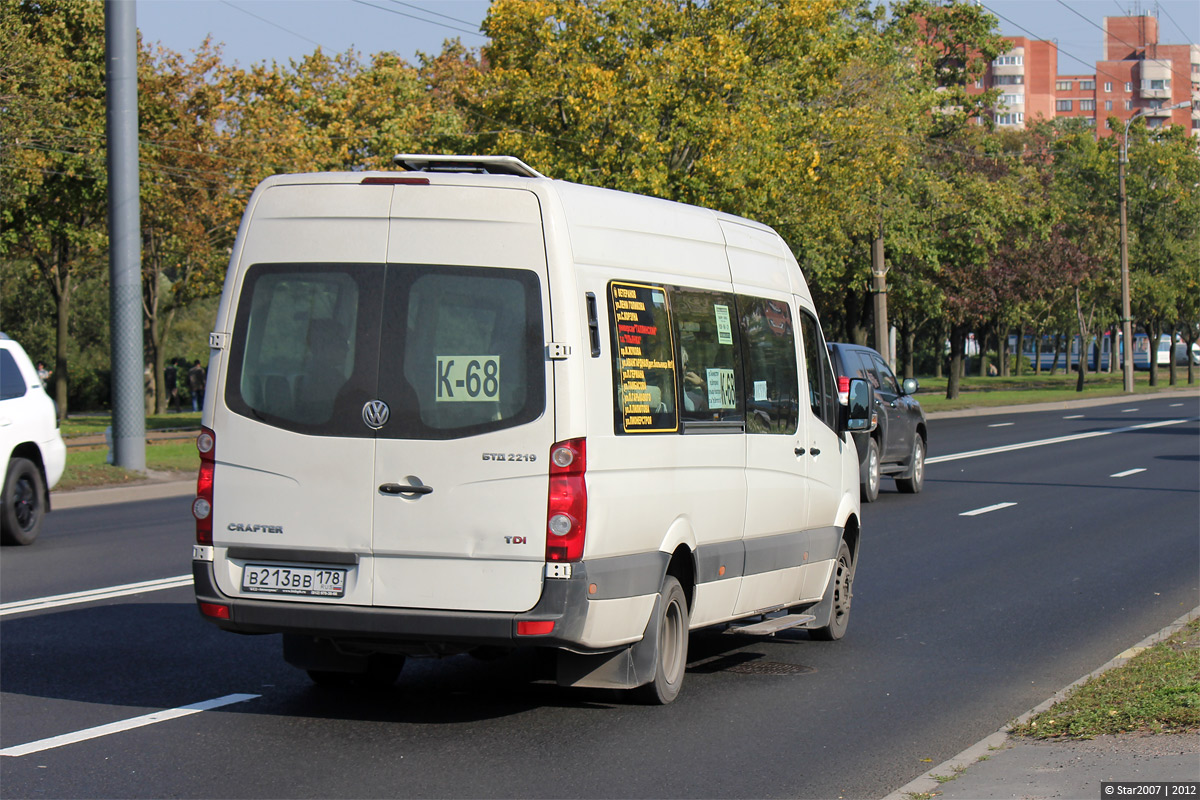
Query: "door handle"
379 483 433 496
795 447 806 456
809 448 821 456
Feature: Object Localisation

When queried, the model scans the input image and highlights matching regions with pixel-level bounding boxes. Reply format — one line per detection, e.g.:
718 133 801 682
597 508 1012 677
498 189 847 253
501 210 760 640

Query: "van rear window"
226 263 545 439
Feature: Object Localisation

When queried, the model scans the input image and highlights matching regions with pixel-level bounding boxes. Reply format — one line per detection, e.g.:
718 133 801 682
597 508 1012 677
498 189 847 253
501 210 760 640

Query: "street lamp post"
1118 100 1192 393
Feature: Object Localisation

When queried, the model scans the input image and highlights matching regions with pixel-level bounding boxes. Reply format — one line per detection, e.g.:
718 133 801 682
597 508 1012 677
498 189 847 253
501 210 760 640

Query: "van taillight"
194 426 215 545
360 176 430 186
546 438 586 562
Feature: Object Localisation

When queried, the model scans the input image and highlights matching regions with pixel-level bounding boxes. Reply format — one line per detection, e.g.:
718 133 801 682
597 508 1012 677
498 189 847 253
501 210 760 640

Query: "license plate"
241 564 347 598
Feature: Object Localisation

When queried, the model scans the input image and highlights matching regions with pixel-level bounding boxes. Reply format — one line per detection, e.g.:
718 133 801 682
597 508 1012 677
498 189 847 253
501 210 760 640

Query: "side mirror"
841 378 875 432
902 377 919 395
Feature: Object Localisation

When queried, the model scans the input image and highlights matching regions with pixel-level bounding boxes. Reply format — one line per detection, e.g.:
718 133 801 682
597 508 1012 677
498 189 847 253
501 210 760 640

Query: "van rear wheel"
810 540 853 641
633 576 689 705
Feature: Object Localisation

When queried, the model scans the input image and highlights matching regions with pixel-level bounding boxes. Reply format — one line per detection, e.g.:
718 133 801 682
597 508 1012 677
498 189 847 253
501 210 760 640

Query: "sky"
135 0 1199 73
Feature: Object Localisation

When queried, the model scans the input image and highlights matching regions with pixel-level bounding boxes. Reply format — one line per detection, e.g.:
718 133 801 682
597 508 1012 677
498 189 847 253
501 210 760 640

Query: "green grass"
1011 619 1200 739
912 371 1196 413
59 439 197 491
60 411 202 439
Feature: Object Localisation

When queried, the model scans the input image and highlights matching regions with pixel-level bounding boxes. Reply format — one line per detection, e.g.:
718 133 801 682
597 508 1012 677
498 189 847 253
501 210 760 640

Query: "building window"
1080 99 1096 111
993 75 1024 85
1144 79 1170 90
1080 80 1095 90
1056 99 1073 112
1104 82 1113 92
1126 100 1133 110
1125 82 1133 91
1056 80 1073 90
993 55 1024 66
1105 100 1113 111
999 93 1023 107
996 113 1024 125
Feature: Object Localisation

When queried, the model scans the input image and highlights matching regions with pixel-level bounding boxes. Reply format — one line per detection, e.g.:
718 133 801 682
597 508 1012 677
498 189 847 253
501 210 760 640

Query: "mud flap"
800 562 837 630
555 593 662 690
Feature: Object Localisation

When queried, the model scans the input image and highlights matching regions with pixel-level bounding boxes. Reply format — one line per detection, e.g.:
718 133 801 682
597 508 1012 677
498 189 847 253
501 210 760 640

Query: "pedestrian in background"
188 359 206 412
36 362 52 385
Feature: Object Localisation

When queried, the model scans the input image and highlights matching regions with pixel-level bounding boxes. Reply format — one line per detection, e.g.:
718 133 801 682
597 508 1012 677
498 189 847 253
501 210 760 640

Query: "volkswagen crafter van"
192 155 873 704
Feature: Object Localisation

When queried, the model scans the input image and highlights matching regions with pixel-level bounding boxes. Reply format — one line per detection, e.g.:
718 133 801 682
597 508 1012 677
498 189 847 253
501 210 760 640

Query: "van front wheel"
634 576 689 705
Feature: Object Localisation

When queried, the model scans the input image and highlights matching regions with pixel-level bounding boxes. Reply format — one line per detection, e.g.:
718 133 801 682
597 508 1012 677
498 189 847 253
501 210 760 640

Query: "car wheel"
895 436 925 494
860 439 880 503
2 458 45 546
810 540 854 641
633 575 689 705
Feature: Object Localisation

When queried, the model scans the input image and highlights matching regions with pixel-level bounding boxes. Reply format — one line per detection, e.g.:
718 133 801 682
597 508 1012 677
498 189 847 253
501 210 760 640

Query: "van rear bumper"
193 560 605 651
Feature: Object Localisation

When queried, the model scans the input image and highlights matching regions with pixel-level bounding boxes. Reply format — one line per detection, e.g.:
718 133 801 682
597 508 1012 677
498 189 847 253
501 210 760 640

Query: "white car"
1 334 66 545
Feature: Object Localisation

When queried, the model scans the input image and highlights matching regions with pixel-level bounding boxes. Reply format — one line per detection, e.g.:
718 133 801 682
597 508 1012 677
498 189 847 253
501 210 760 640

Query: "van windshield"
225 263 546 439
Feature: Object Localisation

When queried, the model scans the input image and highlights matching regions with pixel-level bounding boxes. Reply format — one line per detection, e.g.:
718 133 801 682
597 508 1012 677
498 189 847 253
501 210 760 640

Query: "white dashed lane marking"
0 694 260 757
960 502 1018 517
1111 468 1147 478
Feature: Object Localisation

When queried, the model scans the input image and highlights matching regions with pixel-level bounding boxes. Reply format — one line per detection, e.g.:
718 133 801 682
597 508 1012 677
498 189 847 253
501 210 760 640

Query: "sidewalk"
883 607 1200 800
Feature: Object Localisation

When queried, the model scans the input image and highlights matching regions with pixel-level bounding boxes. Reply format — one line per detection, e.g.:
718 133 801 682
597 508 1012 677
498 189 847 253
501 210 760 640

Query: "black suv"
827 343 927 502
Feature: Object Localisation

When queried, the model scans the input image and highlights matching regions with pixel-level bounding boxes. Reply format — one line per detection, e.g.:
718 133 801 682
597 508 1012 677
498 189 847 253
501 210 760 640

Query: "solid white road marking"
927 418 1189 465
0 575 192 618
0 694 260 758
1111 468 1147 478
961 502 1018 517
987 422 1015 428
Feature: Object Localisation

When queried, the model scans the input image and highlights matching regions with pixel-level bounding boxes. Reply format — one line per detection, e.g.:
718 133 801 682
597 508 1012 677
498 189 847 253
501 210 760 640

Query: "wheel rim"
13 476 38 531
868 446 879 495
831 554 852 626
912 440 925 486
660 596 685 686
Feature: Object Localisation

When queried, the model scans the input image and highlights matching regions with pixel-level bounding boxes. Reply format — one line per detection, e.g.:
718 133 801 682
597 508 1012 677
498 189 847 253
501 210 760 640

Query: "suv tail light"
546 438 586 562
837 376 851 406
194 426 215 545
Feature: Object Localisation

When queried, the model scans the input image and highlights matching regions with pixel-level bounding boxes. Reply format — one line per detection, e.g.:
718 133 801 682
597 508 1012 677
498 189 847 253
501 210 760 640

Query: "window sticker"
754 380 768 402
610 281 678 433
706 367 738 409
714 304 733 345
435 355 500 402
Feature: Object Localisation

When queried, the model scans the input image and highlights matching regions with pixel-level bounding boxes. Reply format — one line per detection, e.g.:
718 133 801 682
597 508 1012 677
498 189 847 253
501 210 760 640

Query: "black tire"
2 457 45 546
810 540 854 641
860 438 880 503
634 575 689 705
307 654 405 690
895 436 925 494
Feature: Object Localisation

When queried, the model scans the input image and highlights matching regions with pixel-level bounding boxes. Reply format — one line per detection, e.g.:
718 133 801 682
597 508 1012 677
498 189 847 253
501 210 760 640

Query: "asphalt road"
2 393 1197 799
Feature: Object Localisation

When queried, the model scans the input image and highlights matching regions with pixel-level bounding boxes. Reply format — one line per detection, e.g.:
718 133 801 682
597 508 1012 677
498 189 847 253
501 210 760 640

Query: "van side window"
738 296 798 435
799 310 838 430
609 281 679 434
670 287 743 427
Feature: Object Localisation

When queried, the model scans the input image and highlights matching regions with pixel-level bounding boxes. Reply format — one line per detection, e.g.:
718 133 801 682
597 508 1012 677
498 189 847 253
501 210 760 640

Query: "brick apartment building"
980 14 1198 137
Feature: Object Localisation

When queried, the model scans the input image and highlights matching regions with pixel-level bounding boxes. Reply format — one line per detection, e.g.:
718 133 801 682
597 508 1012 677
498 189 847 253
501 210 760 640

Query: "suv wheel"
2 458 45 546
860 439 880 503
896 436 925 494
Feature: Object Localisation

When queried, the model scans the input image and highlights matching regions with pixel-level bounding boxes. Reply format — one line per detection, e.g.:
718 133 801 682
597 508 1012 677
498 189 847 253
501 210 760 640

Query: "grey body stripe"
584 526 843 600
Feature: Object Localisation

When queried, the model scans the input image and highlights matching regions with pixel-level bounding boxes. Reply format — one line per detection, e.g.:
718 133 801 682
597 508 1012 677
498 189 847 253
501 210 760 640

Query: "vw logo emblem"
362 400 390 430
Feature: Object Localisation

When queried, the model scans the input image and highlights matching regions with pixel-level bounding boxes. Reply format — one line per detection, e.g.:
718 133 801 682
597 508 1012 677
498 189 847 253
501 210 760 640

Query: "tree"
1 0 109 418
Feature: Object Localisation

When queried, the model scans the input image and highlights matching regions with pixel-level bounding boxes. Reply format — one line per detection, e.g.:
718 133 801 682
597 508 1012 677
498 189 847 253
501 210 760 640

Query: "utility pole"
106 0 145 470
871 225 889 365
1118 129 1134 394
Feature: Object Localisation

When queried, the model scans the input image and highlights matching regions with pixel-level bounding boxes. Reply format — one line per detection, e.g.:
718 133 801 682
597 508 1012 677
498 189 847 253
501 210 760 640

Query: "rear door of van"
371 185 554 613
216 181 554 614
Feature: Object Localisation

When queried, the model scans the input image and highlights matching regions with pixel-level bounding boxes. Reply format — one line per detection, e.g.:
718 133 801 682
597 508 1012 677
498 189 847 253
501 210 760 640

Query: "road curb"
52 478 194 510
880 605 1200 800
